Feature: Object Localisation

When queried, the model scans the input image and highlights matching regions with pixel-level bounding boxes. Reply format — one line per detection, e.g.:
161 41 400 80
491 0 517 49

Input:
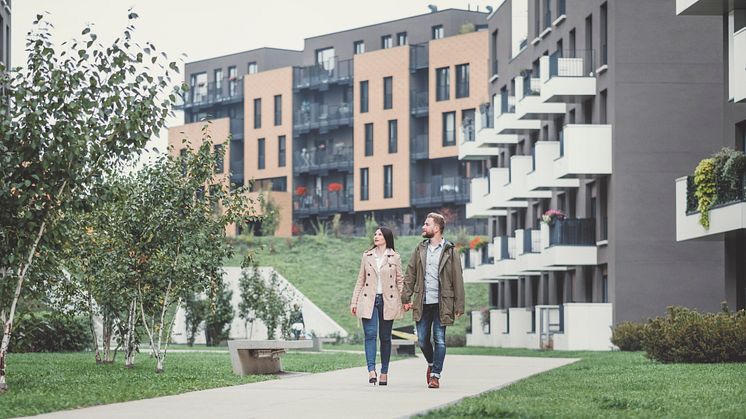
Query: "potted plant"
327 182 343 193
295 186 307 196
541 209 566 225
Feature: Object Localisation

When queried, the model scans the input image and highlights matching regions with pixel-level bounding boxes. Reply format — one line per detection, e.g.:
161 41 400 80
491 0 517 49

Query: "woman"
350 226 404 385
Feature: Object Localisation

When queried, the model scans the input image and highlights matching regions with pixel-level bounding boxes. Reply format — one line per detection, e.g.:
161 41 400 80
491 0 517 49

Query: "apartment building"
169 8 489 237
675 0 746 312
0 0 10 69
463 0 727 350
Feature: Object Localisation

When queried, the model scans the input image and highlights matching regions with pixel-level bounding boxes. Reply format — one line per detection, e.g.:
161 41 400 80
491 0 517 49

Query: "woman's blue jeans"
361 294 393 373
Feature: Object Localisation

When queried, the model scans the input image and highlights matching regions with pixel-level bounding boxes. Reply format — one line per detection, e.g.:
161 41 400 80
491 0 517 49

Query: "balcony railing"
177 78 244 109
410 90 429 116
479 104 494 129
229 118 244 138
461 124 475 142
549 218 597 246
293 58 353 90
410 134 429 160
293 189 353 216
293 145 353 174
522 76 541 97
549 50 595 79
411 176 470 206
685 173 746 214
480 245 493 265
293 102 353 133
410 43 429 72
500 91 516 114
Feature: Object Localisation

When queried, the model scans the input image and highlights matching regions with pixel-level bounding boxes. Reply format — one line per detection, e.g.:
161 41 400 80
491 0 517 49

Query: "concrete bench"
228 339 313 376
391 339 416 356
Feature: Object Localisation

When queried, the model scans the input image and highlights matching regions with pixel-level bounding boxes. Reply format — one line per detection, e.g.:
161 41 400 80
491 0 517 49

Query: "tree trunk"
124 297 138 368
89 303 101 364
102 314 113 364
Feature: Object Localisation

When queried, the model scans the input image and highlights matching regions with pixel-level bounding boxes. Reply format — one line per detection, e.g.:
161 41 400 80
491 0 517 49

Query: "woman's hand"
402 303 412 312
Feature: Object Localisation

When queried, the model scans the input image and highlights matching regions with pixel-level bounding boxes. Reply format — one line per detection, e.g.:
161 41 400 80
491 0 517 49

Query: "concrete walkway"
28 355 578 419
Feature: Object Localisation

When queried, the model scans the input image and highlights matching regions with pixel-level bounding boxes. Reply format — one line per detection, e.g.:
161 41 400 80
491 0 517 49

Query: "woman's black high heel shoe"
379 373 388 386
369 371 377 385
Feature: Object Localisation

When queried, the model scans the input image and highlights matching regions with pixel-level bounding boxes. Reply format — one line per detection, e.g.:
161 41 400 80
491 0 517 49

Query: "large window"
360 168 369 201
436 67 450 101
278 135 286 167
383 165 393 199
253 98 262 129
455 64 470 98
360 80 369 113
315 47 335 70
432 25 444 40
442 112 456 146
381 35 392 49
365 123 374 156
274 95 282 126
190 72 207 103
354 40 365 55
214 144 224 174
258 138 265 170
247 62 258 74
383 76 393 109
388 120 398 153
214 69 223 97
397 32 408 46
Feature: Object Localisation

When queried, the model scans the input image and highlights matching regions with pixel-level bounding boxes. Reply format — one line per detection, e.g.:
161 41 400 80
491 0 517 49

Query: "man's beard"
422 230 434 238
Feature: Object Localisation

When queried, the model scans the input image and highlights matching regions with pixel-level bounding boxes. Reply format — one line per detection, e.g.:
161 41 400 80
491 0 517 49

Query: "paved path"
28 355 578 419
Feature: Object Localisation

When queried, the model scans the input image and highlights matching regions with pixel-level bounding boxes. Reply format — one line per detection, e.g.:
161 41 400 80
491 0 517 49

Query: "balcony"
482 168 529 209
541 219 598 267
229 118 245 140
410 90 429 117
515 76 567 120
494 90 541 134
676 174 746 241
491 236 522 278
466 176 508 219
474 102 522 146
515 228 545 274
459 118 503 160
410 134 429 161
293 144 353 175
177 78 243 110
540 51 596 103
293 102 353 135
293 189 353 216
409 43 429 72
411 176 470 207
676 0 730 15
293 59 353 91
503 156 552 201
526 141 580 190
553 124 612 178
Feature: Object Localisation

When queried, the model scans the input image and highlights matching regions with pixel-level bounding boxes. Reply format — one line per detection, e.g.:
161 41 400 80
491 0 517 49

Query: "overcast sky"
11 0 503 163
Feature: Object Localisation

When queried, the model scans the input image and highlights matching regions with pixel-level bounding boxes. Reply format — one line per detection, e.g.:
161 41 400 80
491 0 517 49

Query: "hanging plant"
327 182 343 193
295 186 307 196
693 158 716 229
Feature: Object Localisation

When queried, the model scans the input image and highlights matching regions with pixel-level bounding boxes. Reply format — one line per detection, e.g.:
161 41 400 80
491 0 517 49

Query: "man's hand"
455 311 463 319
350 306 357 316
403 303 412 312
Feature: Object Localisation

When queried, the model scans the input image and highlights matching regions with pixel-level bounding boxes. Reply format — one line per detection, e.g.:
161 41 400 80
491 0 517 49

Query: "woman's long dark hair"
377 225 395 251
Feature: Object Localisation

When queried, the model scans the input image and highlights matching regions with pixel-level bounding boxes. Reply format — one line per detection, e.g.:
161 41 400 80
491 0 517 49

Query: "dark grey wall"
184 48 302 83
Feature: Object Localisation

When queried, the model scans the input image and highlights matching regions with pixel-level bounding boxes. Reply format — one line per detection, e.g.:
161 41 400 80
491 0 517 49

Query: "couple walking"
349 212 465 389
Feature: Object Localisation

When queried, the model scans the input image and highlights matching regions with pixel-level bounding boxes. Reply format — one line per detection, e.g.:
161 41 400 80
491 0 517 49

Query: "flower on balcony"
541 209 566 225
327 182 343 193
295 186 307 196
469 236 489 250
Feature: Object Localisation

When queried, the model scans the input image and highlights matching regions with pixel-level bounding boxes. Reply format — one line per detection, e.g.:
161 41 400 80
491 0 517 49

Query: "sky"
11 0 504 164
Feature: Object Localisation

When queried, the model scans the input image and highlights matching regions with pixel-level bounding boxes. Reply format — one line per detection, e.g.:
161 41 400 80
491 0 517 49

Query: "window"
442 112 456 146
432 25 444 40
258 138 265 170
214 144 224 174
544 0 552 29
360 80 369 113
388 120 398 153
315 47 335 70
278 135 286 167
228 66 237 96
274 95 282 126
247 62 258 74
599 89 607 124
253 98 262 129
190 72 207 103
214 69 223 97
455 64 470 98
436 67 450 101
491 30 499 76
534 0 541 37
397 32 408 46
354 40 365 55
381 35 392 49
600 2 608 65
383 165 393 198
365 123 374 156
360 168 369 201
383 76 393 109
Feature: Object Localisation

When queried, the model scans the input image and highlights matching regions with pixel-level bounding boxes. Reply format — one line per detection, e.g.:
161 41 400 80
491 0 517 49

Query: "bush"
641 305 746 363
446 333 466 347
611 321 646 351
11 312 92 353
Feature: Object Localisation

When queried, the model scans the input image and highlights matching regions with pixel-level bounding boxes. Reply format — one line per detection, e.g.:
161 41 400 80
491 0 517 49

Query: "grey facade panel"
184 48 302 83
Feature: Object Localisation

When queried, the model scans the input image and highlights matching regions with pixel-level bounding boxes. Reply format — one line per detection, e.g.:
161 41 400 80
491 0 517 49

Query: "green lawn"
420 347 746 419
225 235 488 337
0 350 370 418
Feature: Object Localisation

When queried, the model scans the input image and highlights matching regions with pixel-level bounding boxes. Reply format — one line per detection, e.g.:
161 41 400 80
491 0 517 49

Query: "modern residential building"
169 7 490 237
0 0 10 69
463 0 728 350
675 0 746 312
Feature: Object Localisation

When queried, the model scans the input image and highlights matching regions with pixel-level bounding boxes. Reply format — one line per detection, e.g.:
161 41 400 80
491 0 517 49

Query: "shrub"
611 321 646 351
11 312 92 353
641 305 746 363
446 333 466 347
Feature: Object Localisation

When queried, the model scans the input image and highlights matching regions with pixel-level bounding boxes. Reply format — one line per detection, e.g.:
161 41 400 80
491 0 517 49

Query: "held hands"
402 303 412 312
455 311 463 319
350 306 357 316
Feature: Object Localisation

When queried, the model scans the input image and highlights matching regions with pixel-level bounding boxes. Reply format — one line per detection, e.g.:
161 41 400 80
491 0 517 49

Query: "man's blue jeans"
361 294 393 373
416 303 446 378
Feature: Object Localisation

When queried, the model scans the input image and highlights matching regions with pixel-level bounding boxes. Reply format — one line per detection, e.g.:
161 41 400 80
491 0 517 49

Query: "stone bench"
228 339 314 376
391 339 416 356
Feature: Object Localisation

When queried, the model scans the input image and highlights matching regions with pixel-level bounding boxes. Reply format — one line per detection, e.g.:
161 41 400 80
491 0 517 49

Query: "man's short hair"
427 212 446 233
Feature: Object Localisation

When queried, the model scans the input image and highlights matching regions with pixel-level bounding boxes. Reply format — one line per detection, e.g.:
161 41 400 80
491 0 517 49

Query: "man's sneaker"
428 376 440 389
426 366 431 385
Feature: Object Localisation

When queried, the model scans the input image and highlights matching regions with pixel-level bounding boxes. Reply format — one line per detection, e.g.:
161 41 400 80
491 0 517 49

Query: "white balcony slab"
459 139 502 160
494 111 542 135
504 156 553 200
552 303 613 350
675 176 746 241
676 0 728 15
466 177 508 219
539 55 597 103
515 76 567 120
474 108 522 145
734 27 746 103
526 141 581 190
554 124 612 178
484 168 529 209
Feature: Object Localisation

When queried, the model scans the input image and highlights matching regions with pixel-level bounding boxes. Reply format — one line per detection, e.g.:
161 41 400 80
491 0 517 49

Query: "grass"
419 347 746 419
225 235 488 337
0 350 371 418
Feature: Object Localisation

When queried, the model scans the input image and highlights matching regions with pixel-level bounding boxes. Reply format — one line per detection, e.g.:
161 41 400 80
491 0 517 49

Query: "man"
402 212 465 389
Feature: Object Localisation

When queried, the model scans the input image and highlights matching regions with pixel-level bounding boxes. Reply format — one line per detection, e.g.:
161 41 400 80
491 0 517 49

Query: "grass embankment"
225 235 488 337
0 350 369 418
421 347 746 419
